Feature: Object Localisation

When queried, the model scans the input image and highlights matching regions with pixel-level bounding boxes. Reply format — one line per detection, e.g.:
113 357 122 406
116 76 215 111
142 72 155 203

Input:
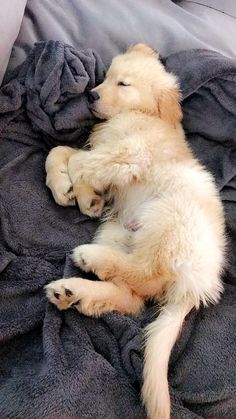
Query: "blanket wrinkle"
0 42 235 418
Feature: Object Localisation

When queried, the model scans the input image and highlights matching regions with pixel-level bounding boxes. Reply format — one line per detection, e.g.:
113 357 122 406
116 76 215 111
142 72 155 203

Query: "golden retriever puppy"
45 44 225 419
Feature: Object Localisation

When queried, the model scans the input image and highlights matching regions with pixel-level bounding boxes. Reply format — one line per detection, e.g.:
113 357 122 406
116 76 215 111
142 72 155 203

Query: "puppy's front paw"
77 193 105 218
46 175 76 207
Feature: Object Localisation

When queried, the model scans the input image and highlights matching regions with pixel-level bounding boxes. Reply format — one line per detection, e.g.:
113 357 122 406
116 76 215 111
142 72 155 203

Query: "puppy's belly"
123 220 141 232
116 184 158 231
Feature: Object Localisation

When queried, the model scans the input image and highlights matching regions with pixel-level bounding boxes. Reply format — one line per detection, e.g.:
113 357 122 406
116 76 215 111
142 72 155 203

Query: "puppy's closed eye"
117 81 131 87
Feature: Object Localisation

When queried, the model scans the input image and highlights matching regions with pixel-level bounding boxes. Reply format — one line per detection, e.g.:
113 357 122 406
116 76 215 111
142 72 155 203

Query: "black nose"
88 90 100 104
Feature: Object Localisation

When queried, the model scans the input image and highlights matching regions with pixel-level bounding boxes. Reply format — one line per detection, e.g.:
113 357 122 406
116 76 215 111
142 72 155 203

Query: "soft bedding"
0 41 235 419
5 0 236 83
0 0 27 85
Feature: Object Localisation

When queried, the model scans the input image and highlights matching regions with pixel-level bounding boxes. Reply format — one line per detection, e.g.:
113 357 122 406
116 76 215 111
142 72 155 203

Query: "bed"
0 1 236 418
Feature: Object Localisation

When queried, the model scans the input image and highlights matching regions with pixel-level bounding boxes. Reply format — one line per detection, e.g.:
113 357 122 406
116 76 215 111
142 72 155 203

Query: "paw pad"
65 288 73 297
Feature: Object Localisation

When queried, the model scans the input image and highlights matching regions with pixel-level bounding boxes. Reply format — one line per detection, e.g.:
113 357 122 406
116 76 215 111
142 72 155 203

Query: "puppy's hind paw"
45 279 80 311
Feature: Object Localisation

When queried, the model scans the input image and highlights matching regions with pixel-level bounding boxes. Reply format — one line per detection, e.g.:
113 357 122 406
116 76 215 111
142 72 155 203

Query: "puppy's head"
89 43 182 126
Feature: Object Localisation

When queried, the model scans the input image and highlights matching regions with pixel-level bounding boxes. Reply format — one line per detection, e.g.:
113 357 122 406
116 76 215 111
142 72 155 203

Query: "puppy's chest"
91 120 146 147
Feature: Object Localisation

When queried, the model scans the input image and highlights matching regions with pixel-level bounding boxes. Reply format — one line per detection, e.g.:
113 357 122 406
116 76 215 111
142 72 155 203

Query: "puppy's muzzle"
88 90 100 104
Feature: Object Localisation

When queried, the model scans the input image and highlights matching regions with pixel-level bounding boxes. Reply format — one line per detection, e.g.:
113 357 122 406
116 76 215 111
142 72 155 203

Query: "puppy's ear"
156 87 183 127
127 43 159 57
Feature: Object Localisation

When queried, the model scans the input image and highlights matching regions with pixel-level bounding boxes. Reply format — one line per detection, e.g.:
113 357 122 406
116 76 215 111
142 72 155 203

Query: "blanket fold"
0 41 235 419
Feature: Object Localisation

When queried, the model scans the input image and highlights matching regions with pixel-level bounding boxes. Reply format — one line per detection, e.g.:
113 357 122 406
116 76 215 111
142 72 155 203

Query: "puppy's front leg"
68 149 106 218
72 178 105 218
46 146 78 206
68 141 151 215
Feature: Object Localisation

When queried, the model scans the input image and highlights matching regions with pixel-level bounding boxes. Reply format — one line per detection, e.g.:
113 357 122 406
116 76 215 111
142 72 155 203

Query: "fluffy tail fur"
142 301 193 419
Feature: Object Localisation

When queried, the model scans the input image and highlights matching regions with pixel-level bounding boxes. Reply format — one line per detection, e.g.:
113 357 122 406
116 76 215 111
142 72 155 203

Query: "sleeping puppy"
45 44 225 419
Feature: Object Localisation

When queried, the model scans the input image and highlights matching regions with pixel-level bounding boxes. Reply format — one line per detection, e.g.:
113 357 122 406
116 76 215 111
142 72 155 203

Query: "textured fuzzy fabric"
0 42 235 419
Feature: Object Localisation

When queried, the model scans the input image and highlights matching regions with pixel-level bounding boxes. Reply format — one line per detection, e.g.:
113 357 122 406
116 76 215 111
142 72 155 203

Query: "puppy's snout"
88 90 100 104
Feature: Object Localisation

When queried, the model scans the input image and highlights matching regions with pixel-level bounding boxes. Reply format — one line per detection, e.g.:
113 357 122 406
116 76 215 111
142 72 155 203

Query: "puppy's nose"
88 90 100 104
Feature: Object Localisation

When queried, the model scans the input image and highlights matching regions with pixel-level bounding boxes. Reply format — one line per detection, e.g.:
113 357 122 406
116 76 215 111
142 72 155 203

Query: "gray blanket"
0 41 235 419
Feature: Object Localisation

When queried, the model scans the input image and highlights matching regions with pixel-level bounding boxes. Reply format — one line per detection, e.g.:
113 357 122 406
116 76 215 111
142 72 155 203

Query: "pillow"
179 1 236 58
5 0 236 82
181 0 236 17
0 0 26 85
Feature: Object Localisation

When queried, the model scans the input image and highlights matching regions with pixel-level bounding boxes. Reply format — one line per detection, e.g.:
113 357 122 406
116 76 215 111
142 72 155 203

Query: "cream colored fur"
45 44 225 419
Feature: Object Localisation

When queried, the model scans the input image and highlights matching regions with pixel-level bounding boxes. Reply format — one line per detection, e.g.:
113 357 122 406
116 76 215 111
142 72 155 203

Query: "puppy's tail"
142 300 193 419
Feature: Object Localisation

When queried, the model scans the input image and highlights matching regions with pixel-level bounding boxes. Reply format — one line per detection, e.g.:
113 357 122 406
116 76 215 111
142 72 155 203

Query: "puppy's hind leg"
71 243 131 281
71 242 165 300
94 219 131 252
46 277 144 316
